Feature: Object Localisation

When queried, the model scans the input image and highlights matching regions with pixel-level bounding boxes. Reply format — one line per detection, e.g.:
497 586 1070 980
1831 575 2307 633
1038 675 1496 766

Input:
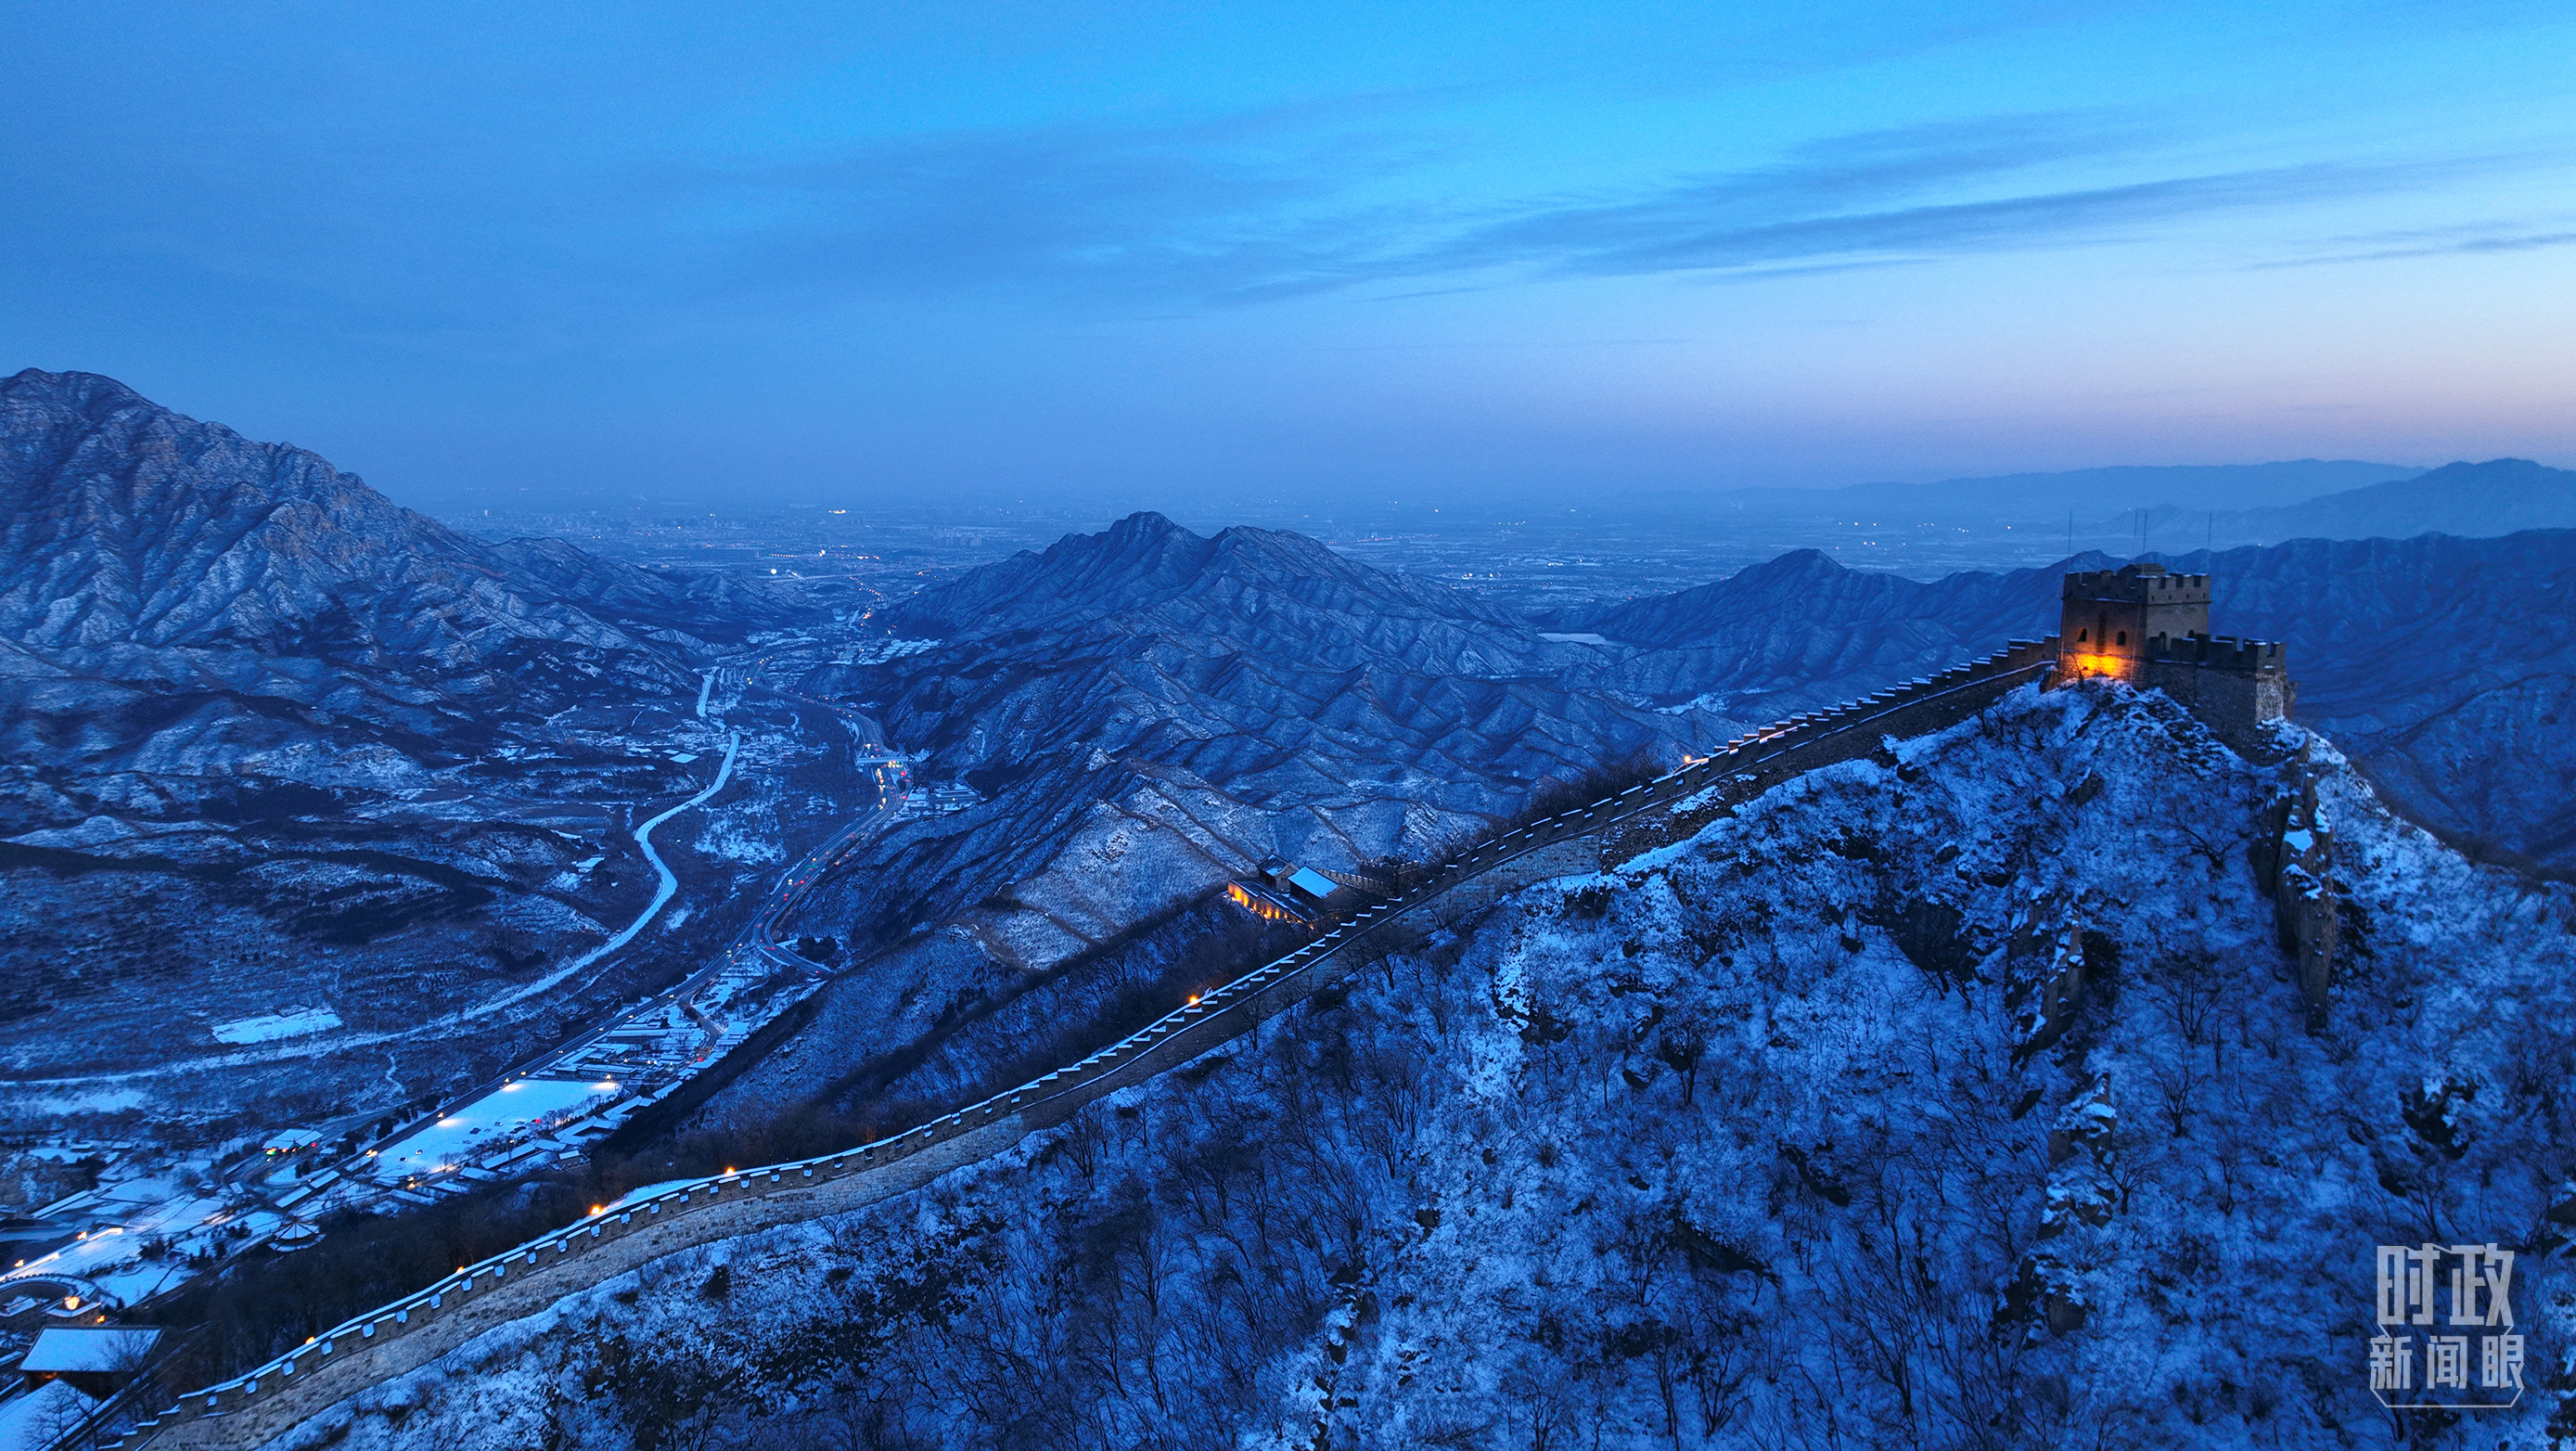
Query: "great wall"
109 564 2327 1450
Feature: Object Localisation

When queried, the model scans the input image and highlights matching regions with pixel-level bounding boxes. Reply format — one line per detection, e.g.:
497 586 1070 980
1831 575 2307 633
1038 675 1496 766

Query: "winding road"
13 725 749 1086
456 727 742 1024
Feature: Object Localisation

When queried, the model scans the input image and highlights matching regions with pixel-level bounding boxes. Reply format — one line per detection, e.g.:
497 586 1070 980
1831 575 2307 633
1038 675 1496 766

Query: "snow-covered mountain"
0 367 809 771
272 682 2576 1449
744 511 1733 1125
0 370 827 1117
740 516 2574 1160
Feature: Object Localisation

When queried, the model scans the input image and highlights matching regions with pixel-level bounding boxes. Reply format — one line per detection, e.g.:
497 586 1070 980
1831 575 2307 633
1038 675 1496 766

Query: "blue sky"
4 1 2571 510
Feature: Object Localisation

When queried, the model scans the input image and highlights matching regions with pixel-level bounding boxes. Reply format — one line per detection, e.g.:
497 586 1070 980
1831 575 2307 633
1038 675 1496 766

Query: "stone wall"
2142 642 2294 756
118 636 2068 1451
125 1122 1029 1451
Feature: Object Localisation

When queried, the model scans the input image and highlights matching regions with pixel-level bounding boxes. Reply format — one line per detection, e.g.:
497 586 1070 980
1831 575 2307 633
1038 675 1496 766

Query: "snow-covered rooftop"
19 1327 160 1374
371 1078 620 1180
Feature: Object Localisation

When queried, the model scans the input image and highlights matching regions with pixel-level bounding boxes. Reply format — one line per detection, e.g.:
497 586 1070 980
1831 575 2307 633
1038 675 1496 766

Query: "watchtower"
2057 563 2210 683
2054 562 2293 752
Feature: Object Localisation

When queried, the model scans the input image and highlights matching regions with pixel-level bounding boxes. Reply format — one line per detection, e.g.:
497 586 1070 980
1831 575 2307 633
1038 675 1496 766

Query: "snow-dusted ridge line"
120 640 2063 1451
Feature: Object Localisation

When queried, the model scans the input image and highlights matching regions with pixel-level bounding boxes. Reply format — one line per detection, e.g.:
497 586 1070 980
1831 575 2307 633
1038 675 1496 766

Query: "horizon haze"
3 2 2572 514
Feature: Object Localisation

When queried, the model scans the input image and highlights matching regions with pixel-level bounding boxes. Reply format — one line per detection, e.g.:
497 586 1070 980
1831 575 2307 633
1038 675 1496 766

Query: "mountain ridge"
2119 456 2576 548
0 370 833 1129
1678 457 2420 520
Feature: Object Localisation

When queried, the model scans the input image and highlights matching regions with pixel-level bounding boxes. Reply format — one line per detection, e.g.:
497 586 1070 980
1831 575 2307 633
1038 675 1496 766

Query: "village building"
16 1326 161 1398
1223 857 1355 926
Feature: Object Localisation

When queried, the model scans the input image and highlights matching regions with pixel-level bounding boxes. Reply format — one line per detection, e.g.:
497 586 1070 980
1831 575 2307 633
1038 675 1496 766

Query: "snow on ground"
845 637 939 665
370 1080 620 1180
1 1167 244 1305
693 804 784 867
608 1178 705 1210
3 1088 144 1115
268 685 2576 1450
210 1008 342 1045
0 1380 96 1451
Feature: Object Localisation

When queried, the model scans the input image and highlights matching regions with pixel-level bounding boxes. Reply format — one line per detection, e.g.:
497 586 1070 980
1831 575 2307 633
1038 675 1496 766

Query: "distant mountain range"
1693 458 2420 521
785 510 1722 969
2110 457 2576 550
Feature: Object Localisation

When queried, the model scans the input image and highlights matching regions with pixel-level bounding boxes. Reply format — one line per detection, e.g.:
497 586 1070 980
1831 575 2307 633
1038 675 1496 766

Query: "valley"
6 372 2572 1449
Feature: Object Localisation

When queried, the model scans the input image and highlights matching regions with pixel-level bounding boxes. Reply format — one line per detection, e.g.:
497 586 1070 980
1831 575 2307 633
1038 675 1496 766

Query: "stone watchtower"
2056 562 2293 751
2057 563 2210 677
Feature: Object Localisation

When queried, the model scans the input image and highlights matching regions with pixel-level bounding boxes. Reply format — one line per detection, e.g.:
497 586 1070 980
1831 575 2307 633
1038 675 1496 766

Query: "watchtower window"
2116 631 2127 646
2076 628 2087 642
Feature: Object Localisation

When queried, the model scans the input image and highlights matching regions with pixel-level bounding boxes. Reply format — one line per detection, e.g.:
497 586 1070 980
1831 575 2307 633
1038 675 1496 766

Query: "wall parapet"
2142 634 2287 673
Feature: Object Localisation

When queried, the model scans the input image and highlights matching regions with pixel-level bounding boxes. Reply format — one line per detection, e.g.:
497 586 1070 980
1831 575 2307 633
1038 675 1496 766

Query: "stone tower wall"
2057 565 2211 677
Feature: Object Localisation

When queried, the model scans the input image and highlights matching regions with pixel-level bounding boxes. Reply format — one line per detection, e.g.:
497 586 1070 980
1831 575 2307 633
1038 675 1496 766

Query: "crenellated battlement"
2060 562 2211 607
2141 633 2287 673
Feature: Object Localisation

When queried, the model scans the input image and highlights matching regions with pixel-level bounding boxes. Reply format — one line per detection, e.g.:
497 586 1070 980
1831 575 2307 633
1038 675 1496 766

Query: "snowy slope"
263 683 2576 1450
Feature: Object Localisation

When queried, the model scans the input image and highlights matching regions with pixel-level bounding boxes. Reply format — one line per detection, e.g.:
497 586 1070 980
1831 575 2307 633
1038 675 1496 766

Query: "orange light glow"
2065 653 2132 680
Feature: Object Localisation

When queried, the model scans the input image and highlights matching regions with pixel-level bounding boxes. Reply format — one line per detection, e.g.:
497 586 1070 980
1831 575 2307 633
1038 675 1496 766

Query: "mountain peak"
1105 509 1192 539
2412 457 2556 481
1737 547 1848 582
0 371 729 711
4 366 166 425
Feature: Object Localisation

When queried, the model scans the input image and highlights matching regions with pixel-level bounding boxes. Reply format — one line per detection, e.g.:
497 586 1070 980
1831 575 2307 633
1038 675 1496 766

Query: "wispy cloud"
682 108 2472 309
2248 225 2576 269
674 108 1434 305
